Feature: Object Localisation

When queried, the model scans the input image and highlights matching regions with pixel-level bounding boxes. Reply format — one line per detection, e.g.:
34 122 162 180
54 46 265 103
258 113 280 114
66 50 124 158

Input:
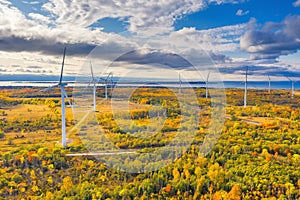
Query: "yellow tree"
61 176 73 195
227 184 241 200
207 163 225 189
173 168 180 181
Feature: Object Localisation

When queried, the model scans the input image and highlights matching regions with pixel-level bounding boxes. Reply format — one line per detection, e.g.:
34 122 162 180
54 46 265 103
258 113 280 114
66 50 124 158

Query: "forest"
0 86 299 199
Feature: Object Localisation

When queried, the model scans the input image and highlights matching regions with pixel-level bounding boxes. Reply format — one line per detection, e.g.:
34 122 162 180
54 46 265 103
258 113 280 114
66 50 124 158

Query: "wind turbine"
110 72 114 95
268 74 271 94
205 71 210 99
40 47 71 147
100 72 113 99
179 73 182 94
88 61 97 112
244 66 248 108
286 76 296 98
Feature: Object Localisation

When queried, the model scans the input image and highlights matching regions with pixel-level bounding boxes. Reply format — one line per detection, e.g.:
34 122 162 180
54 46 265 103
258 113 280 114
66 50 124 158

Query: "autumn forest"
0 87 299 200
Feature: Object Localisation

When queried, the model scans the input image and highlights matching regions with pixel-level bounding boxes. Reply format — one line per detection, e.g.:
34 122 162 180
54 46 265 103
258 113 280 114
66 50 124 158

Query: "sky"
0 0 300 81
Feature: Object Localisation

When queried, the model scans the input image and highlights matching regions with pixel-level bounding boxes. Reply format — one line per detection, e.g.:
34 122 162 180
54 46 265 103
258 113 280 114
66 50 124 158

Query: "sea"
0 75 298 89
0 80 298 90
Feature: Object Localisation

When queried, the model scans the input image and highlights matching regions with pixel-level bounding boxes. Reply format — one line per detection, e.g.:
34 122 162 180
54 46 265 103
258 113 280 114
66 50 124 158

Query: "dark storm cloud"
210 52 231 63
240 16 300 59
240 15 300 59
0 36 96 56
114 50 193 69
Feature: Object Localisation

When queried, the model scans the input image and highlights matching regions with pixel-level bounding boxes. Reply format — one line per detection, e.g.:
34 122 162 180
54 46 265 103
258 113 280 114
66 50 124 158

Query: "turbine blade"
206 71 210 82
59 47 67 84
285 76 292 82
61 87 72 107
87 80 93 87
90 61 95 81
105 72 112 81
39 84 58 92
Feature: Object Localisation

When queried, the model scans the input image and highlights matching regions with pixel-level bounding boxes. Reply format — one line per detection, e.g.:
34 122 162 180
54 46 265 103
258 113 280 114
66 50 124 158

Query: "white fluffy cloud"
236 9 249 16
0 0 247 57
28 13 53 25
41 0 246 32
41 0 204 31
0 0 10 5
170 23 247 52
0 2 120 56
22 1 39 5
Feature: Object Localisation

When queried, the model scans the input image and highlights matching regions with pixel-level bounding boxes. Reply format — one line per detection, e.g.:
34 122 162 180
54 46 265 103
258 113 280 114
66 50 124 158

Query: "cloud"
28 13 53 24
0 0 247 63
22 1 39 5
219 65 280 75
0 35 97 56
41 0 246 33
236 9 249 16
0 0 248 56
0 2 118 56
293 0 300 7
114 49 193 70
0 0 10 5
15 66 53 74
240 15 300 60
210 52 232 63
170 23 247 53
0 2 122 56
208 0 248 4
4 0 297 81
41 0 204 31
218 62 300 79
27 66 42 69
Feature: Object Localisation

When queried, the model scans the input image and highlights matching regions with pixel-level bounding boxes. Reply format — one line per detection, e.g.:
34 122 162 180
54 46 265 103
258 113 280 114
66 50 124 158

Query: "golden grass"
0 100 76 150
96 100 151 113
294 91 300 96
1 104 51 121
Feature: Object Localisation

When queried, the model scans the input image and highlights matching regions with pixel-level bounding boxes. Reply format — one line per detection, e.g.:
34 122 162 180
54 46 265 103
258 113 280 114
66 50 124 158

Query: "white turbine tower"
244 66 248 108
268 74 271 94
206 71 210 99
179 73 182 94
110 72 114 95
40 47 71 147
100 72 113 100
88 61 97 112
287 77 296 98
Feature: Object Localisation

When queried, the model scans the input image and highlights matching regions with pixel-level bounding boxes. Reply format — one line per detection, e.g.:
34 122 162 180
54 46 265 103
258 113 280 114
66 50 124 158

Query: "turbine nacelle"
59 82 68 87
